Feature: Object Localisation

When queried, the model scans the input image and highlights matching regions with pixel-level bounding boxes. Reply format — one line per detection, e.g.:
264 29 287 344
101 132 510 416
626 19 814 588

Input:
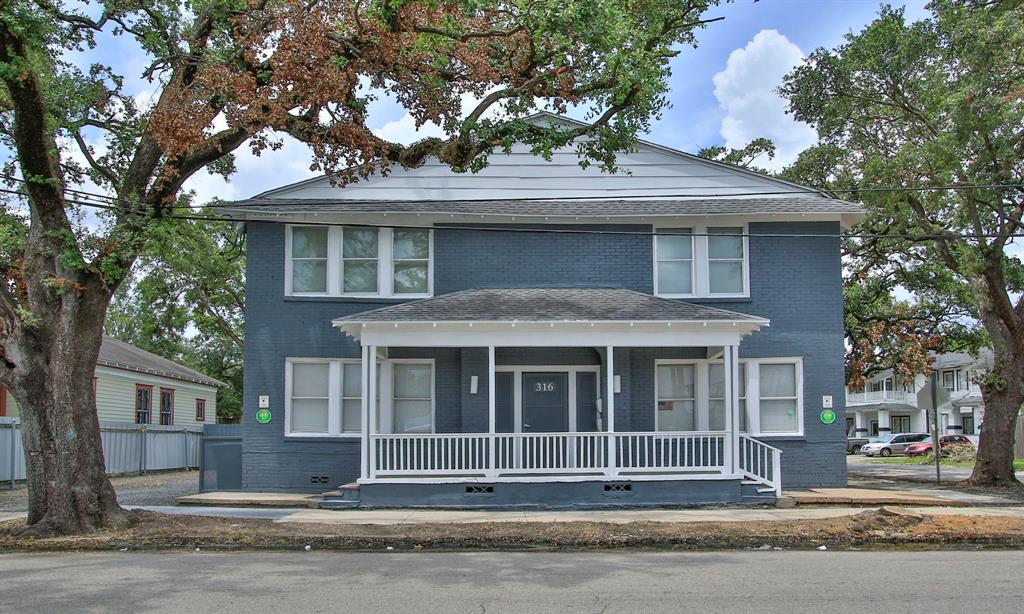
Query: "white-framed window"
390 362 434 434
341 227 380 294
289 226 329 294
654 228 694 295
655 357 802 436
942 369 956 391
709 362 746 432
656 363 696 431
286 225 433 298
285 358 433 437
707 227 745 294
757 360 801 434
654 223 749 297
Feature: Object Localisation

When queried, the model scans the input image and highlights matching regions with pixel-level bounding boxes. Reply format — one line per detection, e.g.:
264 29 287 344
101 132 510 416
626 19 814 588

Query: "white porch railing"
738 435 783 497
371 431 729 479
846 390 916 405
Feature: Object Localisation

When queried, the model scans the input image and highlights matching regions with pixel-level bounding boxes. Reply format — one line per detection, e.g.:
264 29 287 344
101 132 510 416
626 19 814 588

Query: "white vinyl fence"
1 417 201 487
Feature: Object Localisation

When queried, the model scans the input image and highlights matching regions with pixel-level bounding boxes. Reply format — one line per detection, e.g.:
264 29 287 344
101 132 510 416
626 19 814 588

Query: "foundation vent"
603 483 632 493
465 485 495 494
310 475 330 485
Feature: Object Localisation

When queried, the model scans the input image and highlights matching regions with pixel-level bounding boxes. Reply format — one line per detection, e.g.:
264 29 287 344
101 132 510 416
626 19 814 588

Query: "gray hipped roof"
98 336 226 388
334 288 767 324
220 196 862 218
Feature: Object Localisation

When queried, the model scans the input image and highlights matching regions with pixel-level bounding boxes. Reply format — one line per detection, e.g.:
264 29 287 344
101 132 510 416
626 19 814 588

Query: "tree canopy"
0 0 727 533
780 0 1024 485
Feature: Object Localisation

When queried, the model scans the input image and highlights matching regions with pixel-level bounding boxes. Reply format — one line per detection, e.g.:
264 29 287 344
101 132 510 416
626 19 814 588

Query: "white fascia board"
334 320 766 348
225 209 853 226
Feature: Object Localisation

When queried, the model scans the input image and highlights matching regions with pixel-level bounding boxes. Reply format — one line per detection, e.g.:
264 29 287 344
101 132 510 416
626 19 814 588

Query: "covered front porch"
332 289 783 502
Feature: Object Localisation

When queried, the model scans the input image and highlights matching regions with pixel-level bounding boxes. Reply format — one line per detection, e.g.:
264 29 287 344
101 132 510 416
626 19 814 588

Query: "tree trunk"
968 329 1024 487
9 302 128 534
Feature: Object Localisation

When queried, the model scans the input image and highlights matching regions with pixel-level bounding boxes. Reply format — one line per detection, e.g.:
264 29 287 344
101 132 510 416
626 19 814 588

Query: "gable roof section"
98 336 227 388
222 112 862 221
332 288 767 324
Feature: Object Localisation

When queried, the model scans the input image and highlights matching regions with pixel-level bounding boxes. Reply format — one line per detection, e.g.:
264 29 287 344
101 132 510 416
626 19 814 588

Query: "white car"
859 433 930 457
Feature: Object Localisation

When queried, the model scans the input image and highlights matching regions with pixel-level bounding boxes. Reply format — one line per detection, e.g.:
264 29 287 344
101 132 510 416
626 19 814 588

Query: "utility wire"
3 172 1023 210
2 182 1023 241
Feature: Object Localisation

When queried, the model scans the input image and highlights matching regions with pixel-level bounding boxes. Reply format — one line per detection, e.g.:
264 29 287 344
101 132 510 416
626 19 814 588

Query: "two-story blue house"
224 113 863 508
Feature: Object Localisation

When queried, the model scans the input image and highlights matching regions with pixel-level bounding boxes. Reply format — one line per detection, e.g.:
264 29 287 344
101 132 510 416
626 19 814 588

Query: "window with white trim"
342 228 379 294
393 229 431 295
654 224 748 297
656 364 696 431
655 228 693 295
655 358 801 436
289 362 331 434
709 362 746 432
758 362 799 433
392 363 433 433
707 227 745 294
290 227 329 293
286 225 432 297
287 359 376 436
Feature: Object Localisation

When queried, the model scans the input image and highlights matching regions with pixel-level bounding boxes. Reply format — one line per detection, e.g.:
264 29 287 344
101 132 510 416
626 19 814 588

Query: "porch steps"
740 480 778 504
319 482 361 509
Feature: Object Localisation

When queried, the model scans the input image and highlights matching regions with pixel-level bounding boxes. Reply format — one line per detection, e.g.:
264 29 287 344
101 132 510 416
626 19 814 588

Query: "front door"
522 372 569 432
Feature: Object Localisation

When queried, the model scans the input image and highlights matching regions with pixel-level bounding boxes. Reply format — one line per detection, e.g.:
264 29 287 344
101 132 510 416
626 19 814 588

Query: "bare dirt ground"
3 507 1023 552
0 470 199 513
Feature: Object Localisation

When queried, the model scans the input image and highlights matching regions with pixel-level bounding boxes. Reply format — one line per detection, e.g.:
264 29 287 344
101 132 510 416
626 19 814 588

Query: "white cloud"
712 29 817 172
372 113 447 145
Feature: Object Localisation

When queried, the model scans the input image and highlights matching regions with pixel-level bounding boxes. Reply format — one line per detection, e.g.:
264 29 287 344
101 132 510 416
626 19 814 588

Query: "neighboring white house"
0 336 225 426
846 351 991 440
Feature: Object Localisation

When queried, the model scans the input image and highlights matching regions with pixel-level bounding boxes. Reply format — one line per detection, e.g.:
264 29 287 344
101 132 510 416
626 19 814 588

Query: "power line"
3 172 1023 211
2 182 1023 241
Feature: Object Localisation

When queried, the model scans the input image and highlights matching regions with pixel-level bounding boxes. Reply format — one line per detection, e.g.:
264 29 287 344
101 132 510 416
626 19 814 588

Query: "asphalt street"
1 550 1022 613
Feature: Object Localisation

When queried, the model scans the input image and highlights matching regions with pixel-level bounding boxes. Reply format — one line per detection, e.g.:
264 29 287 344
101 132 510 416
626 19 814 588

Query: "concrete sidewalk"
274 505 1024 526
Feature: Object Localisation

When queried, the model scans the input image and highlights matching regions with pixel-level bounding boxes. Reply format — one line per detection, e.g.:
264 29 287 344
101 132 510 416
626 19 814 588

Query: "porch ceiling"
333 288 768 347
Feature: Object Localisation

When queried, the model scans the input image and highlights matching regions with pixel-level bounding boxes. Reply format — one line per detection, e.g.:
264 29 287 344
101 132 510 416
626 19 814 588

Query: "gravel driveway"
0 470 199 513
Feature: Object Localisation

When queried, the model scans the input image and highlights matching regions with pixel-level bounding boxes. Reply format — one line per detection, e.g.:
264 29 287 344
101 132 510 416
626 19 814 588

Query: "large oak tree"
781 0 1024 486
0 0 723 534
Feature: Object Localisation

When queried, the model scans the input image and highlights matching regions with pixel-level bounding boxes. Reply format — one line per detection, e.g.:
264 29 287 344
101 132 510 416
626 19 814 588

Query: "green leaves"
780 1 1024 381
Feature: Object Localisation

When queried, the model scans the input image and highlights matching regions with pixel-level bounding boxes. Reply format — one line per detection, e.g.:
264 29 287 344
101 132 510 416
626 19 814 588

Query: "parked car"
905 435 974 457
859 433 930 457
847 437 870 455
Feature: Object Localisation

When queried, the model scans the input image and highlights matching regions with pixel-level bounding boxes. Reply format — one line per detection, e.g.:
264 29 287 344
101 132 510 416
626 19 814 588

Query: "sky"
22 0 932 205
184 0 931 202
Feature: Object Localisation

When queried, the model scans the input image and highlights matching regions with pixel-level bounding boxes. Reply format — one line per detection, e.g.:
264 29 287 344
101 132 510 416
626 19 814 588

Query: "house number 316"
534 382 556 392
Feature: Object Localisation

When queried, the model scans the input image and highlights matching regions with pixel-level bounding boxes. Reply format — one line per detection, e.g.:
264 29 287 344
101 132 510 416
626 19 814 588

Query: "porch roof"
333 288 767 325
333 288 768 347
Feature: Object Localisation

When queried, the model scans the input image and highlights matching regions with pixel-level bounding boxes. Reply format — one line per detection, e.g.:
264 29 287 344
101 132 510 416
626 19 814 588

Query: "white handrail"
371 431 730 478
738 435 783 497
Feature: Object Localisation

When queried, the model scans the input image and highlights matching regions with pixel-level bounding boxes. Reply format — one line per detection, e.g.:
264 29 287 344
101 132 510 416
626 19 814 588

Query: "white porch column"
854 410 869 437
487 346 497 478
606 345 617 477
947 407 963 434
360 345 370 480
877 409 891 435
368 344 378 479
725 344 739 474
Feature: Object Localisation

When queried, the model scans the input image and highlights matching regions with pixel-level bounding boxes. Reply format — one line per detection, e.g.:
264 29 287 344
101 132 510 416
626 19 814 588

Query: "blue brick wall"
242 220 846 491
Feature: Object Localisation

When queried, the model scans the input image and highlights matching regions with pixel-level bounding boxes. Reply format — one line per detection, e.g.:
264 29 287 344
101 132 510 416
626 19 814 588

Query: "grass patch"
875 457 1024 471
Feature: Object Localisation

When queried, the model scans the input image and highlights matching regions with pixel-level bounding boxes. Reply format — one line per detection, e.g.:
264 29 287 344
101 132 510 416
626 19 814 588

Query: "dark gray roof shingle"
220 196 862 218
98 336 226 388
334 288 766 323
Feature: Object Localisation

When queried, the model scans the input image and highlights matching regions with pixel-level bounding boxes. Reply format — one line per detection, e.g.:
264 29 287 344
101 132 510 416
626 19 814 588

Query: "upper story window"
941 368 970 391
286 225 433 298
654 225 748 298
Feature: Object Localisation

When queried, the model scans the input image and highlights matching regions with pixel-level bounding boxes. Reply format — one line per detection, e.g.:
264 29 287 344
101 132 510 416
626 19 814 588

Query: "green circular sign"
820 409 837 424
256 408 272 424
